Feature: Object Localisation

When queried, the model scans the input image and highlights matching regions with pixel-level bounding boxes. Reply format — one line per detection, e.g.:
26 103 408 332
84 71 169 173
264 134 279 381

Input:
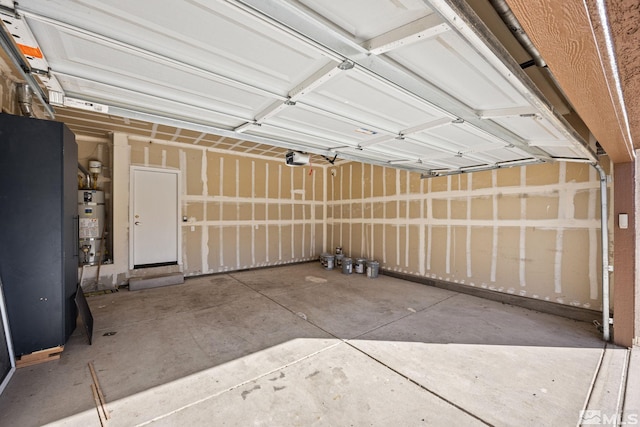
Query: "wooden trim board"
16 346 64 368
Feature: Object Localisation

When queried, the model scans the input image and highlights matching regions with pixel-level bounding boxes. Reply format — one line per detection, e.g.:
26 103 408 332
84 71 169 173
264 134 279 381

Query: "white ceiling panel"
492 115 568 142
18 0 332 93
370 138 454 159
415 122 507 153
57 74 244 128
536 145 588 159
0 0 597 176
303 69 449 133
267 105 392 145
299 0 434 42
26 21 277 121
387 31 528 111
246 124 342 151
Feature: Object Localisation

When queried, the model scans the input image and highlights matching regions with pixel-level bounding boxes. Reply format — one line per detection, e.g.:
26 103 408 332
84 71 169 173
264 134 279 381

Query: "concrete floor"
0 263 636 426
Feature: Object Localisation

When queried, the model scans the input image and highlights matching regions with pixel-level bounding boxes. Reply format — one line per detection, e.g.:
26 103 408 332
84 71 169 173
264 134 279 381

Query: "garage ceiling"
0 0 597 175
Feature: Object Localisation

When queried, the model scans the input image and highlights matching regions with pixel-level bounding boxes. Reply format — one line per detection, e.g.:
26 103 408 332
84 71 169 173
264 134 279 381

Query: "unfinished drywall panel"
129 140 180 168
565 162 591 183
409 170 422 193
450 200 467 220
330 160 604 311
383 225 398 267
432 199 448 219
129 140 146 165
207 202 220 221
398 200 407 219
280 165 292 200
468 227 494 284
206 152 222 195
497 166 521 187
386 201 397 218
254 203 266 221
527 163 560 185
281 204 293 221
430 176 449 193
207 227 221 270
409 200 421 219
99 133 323 282
470 197 493 220
279 224 293 261
185 149 203 195
237 157 253 198
221 227 237 269
407 225 422 273
183 225 203 274
238 226 253 268
449 225 468 279
523 228 557 294
385 168 397 196
185 201 204 221
495 227 521 289
573 190 593 220
372 202 384 219
471 170 493 190
428 226 448 277
527 196 560 220
497 195 521 220
238 203 253 221
253 160 266 198
561 229 595 306
372 165 385 197
314 223 323 253
222 203 238 221
221 157 237 197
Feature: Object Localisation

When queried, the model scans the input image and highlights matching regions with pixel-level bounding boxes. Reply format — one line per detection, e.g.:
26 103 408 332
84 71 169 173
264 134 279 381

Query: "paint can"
342 257 352 274
366 260 379 278
335 246 343 255
355 258 367 274
320 253 329 266
335 253 344 268
325 255 335 270
320 253 333 270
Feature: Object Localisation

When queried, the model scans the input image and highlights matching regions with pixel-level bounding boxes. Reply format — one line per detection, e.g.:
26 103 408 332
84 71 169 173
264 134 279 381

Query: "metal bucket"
342 257 353 274
320 253 334 270
319 252 329 266
335 253 344 268
355 258 367 274
323 254 335 270
366 260 379 278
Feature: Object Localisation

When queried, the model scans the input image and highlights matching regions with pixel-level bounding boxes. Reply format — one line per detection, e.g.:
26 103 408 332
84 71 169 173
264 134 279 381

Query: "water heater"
78 190 105 265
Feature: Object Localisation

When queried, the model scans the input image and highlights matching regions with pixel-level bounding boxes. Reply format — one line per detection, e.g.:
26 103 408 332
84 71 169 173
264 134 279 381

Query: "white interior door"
130 167 180 268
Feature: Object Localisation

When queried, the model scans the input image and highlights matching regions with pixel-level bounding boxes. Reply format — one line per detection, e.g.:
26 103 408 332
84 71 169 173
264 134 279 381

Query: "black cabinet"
0 113 78 356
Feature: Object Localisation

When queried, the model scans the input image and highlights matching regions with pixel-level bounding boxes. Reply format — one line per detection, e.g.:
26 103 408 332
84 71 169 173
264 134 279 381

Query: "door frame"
129 166 182 270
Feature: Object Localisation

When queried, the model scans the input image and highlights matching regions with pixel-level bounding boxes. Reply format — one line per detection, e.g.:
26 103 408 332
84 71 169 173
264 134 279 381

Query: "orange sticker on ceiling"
17 44 43 59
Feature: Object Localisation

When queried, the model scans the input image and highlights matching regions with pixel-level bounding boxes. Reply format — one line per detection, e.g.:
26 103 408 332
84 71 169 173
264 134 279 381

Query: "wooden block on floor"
16 346 64 368
129 272 184 291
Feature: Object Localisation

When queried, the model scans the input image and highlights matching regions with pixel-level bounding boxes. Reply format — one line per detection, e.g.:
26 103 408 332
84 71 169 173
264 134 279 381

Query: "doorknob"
135 221 141 225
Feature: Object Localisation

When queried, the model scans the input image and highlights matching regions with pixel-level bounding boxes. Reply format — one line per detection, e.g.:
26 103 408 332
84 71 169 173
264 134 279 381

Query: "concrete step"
128 272 184 291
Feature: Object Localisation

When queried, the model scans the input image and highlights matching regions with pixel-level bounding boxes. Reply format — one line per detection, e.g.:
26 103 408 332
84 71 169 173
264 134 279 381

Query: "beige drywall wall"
83 132 324 288
127 136 323 276
327 161 609 310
